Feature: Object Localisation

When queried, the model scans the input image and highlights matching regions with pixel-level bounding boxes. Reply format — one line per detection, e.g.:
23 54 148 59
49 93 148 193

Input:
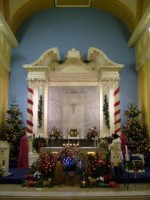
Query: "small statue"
54 160 63 185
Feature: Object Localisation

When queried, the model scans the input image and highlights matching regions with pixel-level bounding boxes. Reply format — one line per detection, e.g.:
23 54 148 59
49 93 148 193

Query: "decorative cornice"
49 72 98 82
100 71 120 82
23 65 49 72
27 78 46 83
99 65 123 72
23 47 123 83
128 5 150 47
0 13 18 48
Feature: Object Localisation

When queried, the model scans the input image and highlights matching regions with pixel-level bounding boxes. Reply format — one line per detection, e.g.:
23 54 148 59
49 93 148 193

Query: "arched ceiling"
0 0 145 34
0 0 150 47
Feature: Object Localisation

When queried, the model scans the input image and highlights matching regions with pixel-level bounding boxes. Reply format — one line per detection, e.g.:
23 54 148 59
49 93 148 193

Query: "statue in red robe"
120 132 127 164
18 134 29 168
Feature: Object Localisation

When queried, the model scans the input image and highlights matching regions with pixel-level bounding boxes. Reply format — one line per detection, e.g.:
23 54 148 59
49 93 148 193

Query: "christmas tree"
0 97 25 161
122 101 149 154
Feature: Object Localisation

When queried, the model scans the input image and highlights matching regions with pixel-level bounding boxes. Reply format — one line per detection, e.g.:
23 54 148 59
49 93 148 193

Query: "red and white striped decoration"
26 86 34 135
114 86 121 134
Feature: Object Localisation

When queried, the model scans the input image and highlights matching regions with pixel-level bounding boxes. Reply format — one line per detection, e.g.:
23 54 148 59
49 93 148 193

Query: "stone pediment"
23 47 124 82
28 47 60 67
54 48 91 73
88 47 123 70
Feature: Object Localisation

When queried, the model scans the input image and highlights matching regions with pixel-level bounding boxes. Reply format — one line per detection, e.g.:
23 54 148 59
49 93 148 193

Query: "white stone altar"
0 141 10 176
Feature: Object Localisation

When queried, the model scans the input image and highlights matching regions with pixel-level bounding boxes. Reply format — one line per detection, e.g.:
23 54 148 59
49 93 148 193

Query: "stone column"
32 83 38 137
99 82 104 138
99 69 121 137
37 80 45 137
43 84 48 138
109 83 115 135
102 81 111 137
113 82 121 135
26 81 34 136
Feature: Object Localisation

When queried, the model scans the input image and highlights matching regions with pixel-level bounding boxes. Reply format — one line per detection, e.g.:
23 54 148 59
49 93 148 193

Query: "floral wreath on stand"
32 136 47 153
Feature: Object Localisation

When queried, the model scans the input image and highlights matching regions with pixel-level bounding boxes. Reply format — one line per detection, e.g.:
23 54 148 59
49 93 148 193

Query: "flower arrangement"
87 126 98 140
30 151 56 178
22 151 56 187
86 153 111 180
99 137 112 151
49 126 62 140
22 146 117 188
57 146 90 172
32 136 47 153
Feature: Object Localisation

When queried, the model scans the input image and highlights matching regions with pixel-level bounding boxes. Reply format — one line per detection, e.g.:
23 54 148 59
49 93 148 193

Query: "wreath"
32 137 47 153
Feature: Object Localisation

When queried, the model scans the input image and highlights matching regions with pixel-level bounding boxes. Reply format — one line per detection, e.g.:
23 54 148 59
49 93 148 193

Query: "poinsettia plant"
87 126 98 140
30 151 56 178
49 126 62 140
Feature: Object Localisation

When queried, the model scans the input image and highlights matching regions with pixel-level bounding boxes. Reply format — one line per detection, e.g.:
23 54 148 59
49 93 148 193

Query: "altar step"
0 186 150 200
43 146 98 153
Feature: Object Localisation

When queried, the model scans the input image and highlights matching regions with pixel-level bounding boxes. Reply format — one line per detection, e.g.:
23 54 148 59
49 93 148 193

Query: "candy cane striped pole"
26 86 33 135
114 86 121 135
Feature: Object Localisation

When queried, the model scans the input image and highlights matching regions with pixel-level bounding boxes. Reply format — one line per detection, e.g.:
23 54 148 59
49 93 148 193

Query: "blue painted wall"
10 8 137 124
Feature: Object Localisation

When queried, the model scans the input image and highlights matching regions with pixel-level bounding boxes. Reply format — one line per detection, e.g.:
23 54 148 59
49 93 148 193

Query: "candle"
3 160 5 166
82 180 85 187
125 145 129 161
48 178 51 186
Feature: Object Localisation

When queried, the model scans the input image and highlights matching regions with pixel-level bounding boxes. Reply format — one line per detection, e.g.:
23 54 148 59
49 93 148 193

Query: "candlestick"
125 145 129 161
48 178 52 186
82 180 85 188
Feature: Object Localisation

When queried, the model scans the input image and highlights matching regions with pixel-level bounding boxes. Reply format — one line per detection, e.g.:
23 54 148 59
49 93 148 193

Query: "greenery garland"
103 95 110 129
32 136 47 153
38 95 43 128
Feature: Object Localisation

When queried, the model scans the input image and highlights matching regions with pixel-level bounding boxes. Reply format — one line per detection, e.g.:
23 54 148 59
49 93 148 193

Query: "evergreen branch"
103 95 110 129
38 95 43 128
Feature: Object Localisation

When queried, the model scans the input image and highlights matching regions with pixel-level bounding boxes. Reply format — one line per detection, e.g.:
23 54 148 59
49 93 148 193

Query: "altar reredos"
23 47 124 83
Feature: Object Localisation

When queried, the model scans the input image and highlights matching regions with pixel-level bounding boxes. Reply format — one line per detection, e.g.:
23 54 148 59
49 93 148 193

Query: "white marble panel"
63 93 84 138
47 86 100 138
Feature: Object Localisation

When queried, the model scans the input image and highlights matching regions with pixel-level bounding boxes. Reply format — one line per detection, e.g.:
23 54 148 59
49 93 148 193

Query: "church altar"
41 146 98 155
28 137 106 166
48 138 94 147
24 47 124 165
